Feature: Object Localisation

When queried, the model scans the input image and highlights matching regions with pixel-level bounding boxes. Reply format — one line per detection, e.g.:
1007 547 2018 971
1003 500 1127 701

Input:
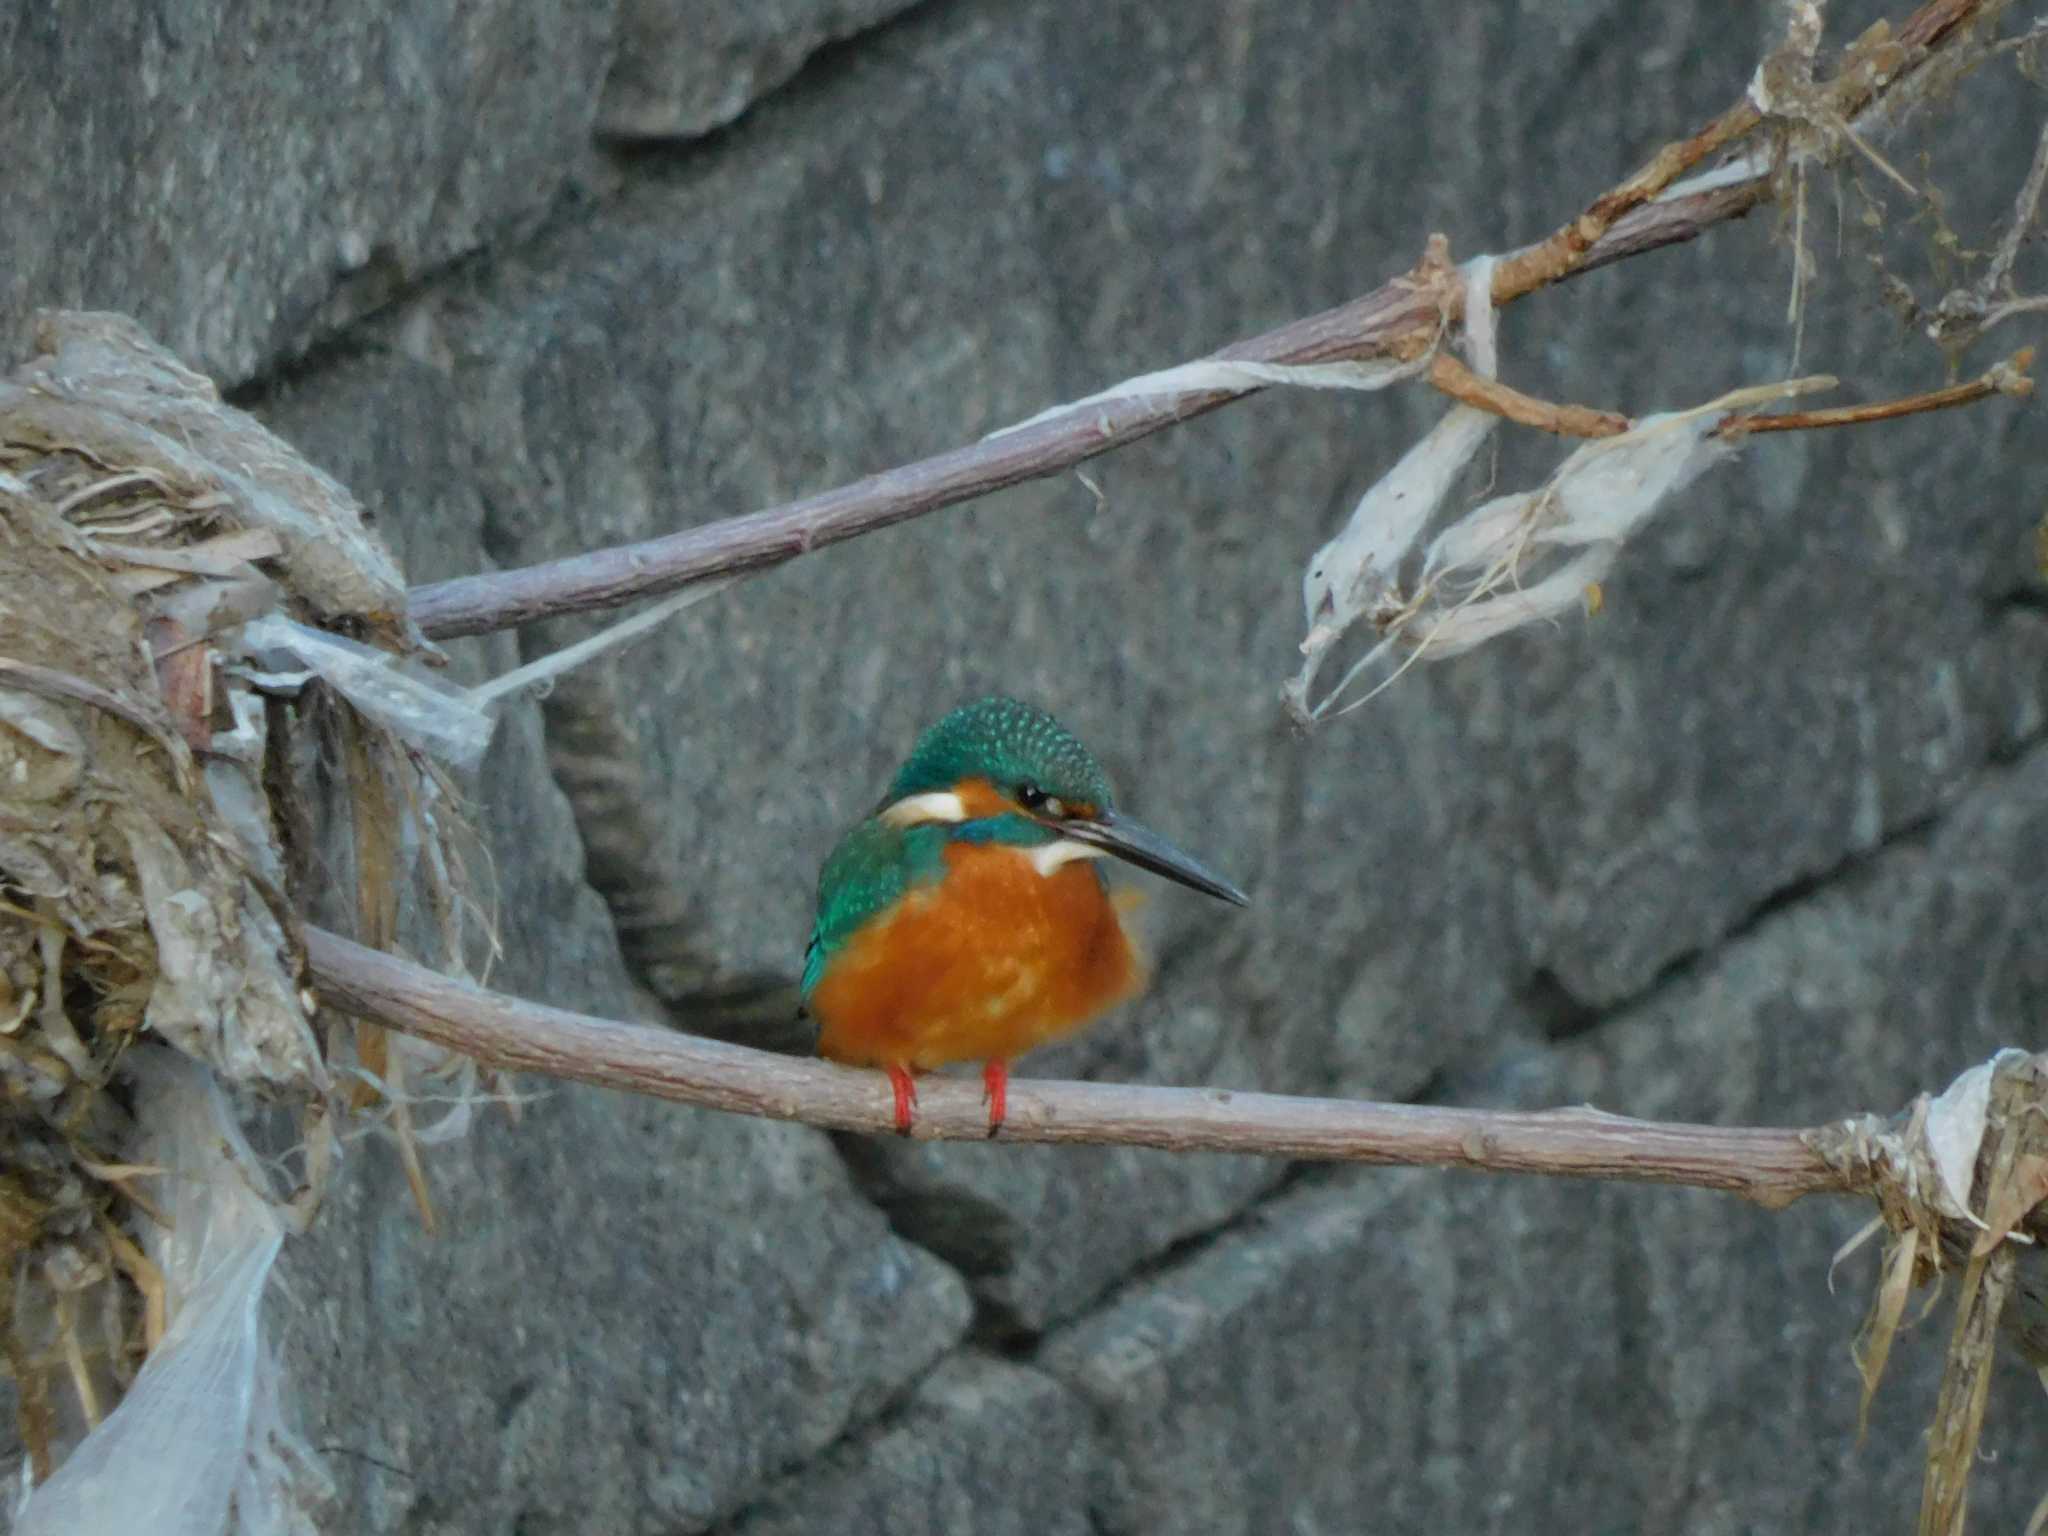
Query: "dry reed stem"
95 1214 165 1355
1920 1246 2017 1534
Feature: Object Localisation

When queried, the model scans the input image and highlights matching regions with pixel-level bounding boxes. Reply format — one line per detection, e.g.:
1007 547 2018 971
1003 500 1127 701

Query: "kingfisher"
802 696 1249 1136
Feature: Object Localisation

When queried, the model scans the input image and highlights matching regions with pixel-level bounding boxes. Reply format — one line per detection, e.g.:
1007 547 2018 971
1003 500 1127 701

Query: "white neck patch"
879 790 967 827
1028 839 1107 877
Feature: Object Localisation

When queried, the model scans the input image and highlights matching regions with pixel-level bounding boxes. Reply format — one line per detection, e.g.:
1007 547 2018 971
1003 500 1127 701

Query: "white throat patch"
1027 839 1107 877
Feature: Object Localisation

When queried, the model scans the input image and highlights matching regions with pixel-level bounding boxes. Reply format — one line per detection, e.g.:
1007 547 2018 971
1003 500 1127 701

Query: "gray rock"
839 1109 1283 1336
9 0 2042 1527
720 1355 1099 1536
0 2 618 386
258 353 974 1534
371 0 2046 1334
256 334 494 594
600 0 926 140
1039 749 2048 1534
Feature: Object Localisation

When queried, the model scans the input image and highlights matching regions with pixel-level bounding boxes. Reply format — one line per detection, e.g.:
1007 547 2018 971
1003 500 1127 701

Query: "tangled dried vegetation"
0 311 483 1496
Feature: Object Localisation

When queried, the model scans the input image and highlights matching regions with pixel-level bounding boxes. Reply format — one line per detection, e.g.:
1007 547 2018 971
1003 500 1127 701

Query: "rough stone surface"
600 0 926 140
1040 750 2048 1533
839 1115 1282 1335
373 0 2046 1331
257 357 974 1535
720 1355 1099 1535
0 2 618 386
5 0 2045 1530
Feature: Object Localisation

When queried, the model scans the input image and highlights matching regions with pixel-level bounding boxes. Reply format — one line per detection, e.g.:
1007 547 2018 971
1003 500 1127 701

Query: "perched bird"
803 696 1248 1135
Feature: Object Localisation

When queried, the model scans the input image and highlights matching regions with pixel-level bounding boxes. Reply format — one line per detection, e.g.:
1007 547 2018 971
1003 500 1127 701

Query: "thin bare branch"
1728 342 2031 430
1981 294 2048 330
1486 95 1762 304
1425 353 1629 438
1721 346 2036 434
1921 112 2048 351
1984 115 2048 299
405 0 1999 641
303 926 1854 1208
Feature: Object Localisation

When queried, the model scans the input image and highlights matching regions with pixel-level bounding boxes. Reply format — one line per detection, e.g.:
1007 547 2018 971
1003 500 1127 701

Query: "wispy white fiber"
991 354 1428 440
1293 258 1501 701
1294 367 1834 717
466 577 736 709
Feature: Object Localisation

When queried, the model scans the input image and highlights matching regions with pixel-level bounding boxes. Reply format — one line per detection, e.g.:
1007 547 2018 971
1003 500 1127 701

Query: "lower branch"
303 927 1853 1208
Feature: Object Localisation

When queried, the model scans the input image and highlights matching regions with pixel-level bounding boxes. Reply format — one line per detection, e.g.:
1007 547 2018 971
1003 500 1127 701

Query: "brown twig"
303 926 1854 1207
1426 354 1630 438
1721 347 2035 435
1486 103 1763 304
405 0 1999 640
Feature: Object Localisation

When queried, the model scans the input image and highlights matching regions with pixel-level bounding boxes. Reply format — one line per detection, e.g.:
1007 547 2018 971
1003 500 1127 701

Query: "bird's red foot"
981 1059 1008 1138
887 1064 918 1135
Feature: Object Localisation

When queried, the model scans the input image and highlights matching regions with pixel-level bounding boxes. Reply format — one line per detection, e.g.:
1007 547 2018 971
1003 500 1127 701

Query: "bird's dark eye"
1016 782 1047 810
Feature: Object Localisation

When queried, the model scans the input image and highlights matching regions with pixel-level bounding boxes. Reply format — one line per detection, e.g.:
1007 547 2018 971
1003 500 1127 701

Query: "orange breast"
811 842 1145 1071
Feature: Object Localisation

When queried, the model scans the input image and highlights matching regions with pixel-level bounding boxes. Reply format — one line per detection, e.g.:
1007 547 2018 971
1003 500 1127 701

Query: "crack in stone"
224 5 946 415
708 1349 1091 1533
1519 721 2048 1043
1002 1160 1333 1352
521 662 809 1049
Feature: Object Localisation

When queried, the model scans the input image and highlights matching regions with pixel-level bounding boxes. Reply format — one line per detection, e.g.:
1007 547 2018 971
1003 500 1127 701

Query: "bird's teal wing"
801 819 947 1002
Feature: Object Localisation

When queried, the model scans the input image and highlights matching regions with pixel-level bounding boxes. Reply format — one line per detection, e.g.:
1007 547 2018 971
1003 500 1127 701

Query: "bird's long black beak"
1063 809 1249 906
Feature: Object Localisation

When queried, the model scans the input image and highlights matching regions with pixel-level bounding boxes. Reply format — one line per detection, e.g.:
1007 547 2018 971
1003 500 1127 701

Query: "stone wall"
6 0 2045 1530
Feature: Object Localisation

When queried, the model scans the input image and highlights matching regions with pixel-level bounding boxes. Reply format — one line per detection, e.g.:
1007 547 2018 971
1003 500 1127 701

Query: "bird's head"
879 696 1248 905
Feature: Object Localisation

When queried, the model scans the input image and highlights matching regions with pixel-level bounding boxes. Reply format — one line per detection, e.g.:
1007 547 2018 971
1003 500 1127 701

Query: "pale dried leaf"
240 614 494 772
1856 1226 1923 1444
121 817 321 1091
86 528 284 578
1413 547 1619 660
1925 1057 1998 1226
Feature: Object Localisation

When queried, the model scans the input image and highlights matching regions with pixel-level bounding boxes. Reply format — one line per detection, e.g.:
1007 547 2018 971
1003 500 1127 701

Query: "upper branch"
405 0 1999 641
304 927 1854 1208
